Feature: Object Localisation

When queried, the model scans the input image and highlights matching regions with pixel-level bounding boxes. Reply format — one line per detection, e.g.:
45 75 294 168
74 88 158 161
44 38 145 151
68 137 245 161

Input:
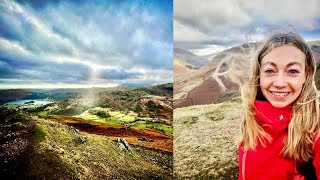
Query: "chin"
269 101 290 108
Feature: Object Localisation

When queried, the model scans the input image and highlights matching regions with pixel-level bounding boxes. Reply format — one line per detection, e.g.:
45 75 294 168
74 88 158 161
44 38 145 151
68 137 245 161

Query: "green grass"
75 111 120 125
34 125 46 141
119 115 135 122
3 104 19 108
75 108 173 134
79 109 136 122
132 120 173 134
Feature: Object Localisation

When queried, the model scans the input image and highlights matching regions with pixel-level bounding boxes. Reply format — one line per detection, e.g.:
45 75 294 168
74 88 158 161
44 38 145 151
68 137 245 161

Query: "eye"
264 69 275 74
288 69 300 74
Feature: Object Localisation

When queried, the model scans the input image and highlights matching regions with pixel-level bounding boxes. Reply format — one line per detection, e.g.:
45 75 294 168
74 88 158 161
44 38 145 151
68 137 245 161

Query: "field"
173 97 242 179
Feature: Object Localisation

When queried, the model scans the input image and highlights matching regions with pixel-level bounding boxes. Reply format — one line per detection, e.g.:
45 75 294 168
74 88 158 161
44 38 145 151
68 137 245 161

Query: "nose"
273 73 287 88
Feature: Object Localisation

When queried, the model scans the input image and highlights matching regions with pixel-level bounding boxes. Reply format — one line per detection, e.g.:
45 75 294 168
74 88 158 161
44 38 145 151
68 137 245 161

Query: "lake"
5 99 54 105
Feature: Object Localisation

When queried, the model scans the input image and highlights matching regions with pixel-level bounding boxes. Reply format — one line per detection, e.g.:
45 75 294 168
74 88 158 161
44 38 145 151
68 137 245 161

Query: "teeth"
272 92 288 97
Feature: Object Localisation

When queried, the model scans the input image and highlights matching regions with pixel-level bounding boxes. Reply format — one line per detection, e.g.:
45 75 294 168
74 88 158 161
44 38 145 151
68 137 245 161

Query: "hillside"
0 107 171 179
1 83 173 178
0 89 31 104
174 41 320 108
174 57 195 75
174 97 241 179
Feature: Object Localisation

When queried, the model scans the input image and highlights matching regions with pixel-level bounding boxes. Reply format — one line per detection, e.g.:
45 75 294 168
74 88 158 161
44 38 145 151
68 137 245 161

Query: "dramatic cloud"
174 0 320 55
0 0 173 88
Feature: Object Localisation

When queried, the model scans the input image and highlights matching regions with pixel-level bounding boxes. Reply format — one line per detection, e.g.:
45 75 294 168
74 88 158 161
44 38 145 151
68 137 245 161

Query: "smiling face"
259 45 307 108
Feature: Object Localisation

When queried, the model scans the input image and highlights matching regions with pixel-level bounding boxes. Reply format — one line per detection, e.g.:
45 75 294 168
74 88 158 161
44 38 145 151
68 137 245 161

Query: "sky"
0 0 173 89
174 0 320 56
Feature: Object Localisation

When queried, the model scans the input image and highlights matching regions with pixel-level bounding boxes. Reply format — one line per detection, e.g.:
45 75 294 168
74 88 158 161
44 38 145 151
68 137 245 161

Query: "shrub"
96 111 110 118
134 104 142 113
88 109 110 118
146 100 160 113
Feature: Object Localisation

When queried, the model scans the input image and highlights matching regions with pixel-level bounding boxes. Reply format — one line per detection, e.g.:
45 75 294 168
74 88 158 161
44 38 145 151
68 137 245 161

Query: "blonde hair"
239 31 320 162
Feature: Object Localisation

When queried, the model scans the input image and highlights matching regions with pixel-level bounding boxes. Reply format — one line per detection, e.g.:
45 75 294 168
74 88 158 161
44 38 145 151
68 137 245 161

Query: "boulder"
116 138 132 152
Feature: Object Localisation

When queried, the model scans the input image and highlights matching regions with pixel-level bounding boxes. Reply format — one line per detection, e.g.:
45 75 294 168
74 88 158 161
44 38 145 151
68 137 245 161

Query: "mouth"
270 91 290 99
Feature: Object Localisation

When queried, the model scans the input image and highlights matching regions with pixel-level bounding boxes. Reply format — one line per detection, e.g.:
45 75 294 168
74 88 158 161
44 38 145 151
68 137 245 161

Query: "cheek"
291 81 305 92
291 76 306 91
259 77 270 90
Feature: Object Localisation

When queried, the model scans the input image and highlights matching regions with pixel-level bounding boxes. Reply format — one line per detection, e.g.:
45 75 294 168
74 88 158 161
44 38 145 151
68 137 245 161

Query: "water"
5 99 54 105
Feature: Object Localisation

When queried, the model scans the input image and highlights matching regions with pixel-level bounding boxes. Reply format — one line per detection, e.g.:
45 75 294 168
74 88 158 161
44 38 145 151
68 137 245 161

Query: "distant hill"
0 83 173 106
92 84 173 120
174 57 196 76
199 52 219 61
0 89 31 104
174 48 209 69
10 84 173 121
174 41 320 108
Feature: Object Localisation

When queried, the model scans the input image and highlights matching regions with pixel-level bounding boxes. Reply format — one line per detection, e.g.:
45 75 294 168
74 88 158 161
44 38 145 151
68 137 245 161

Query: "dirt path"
46 115 173 153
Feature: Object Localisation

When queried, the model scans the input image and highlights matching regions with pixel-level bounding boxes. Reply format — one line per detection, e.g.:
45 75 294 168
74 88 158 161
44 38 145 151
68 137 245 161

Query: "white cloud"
264 0 320 22
190 45 227 56
174 0 252 32
174 0 320 51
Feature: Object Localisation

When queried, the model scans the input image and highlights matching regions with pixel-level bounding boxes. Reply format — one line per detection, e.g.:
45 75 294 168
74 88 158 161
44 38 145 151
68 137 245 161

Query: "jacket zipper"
242 151 247 180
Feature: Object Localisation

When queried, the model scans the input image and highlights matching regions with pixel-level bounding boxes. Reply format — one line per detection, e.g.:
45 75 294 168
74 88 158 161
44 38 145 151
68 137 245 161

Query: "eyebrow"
261 61 303 68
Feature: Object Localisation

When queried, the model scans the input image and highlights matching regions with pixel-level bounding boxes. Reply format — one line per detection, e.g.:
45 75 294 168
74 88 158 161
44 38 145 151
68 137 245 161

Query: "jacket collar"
254 100 292 133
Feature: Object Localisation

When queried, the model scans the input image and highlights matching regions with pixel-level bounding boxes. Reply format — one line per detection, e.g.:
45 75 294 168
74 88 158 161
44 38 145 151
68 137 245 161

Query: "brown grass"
173 98 241 179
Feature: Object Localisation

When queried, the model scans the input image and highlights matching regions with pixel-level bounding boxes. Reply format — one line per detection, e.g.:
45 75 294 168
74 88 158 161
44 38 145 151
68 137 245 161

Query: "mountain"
0 89 31 104
174 41 320 108
174 48 209 69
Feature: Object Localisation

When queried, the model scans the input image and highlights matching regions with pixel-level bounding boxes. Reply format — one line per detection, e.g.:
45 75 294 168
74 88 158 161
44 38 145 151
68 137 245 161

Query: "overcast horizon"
0 0 173 89
174 0 320 56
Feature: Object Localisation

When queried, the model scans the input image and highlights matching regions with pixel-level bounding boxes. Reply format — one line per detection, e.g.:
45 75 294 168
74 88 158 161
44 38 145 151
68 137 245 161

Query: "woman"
238 31 320 179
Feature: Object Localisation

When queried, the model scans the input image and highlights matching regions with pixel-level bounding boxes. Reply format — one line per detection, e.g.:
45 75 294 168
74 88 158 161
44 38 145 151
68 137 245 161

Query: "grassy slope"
0 107 171 180
26 117 171 179
173 97 241 179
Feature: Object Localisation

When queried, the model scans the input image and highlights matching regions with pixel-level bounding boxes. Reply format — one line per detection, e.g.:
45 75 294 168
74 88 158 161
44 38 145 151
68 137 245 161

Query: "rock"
75 136 87 144
138 136 154 142
195 145 205 152
116 138 132 152
49 123 56 127
138 137 148 141
70 126 80 134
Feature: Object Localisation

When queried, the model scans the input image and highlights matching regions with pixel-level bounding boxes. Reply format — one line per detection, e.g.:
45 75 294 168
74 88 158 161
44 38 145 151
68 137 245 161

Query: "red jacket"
238 100 320 180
